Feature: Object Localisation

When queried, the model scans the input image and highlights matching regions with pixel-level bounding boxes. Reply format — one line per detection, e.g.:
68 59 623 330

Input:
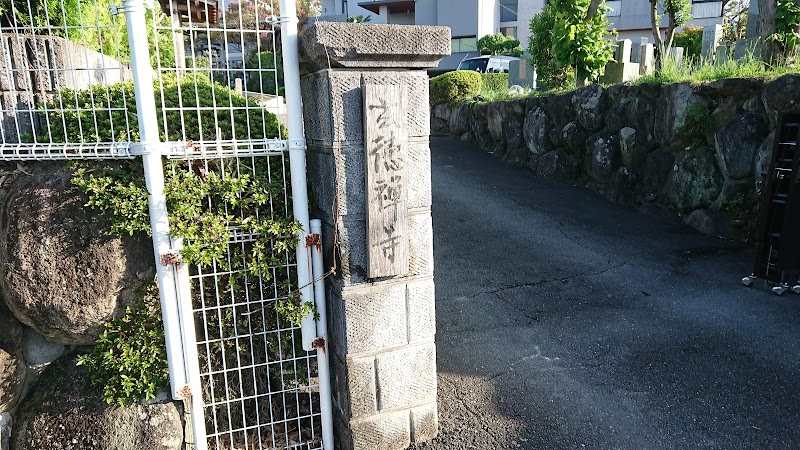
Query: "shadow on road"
413 137 800 450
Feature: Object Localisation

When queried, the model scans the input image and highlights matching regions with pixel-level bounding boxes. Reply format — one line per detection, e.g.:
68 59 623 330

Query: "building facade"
319 0 724 70
607 0 724 41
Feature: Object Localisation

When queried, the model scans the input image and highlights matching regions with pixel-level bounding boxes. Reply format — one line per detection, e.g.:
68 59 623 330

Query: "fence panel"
0 0 330 448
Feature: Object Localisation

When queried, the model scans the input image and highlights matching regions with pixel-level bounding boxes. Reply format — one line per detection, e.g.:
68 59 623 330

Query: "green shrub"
672 26 703 59
184 56 213 83
769 0 800 57
480 73 509 94
429 70 483 105
39 77 284 144
477 33 524 57
677 104 713 141
723 191 761 240
550 0 616 85
44 63 311 417
245 51 284 94
77 284 168 405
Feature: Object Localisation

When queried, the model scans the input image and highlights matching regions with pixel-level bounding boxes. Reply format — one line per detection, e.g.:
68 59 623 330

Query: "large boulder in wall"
484 101 526 165
448 103 472 136
572 85 606 133
655 83 708 149
535 150 578 181
0 308 25 412
667 147 723 213
0 163 154 345
761 74 800 127
714 113 765 180
10 355 184 450
585 132 620 183
523 107 552 157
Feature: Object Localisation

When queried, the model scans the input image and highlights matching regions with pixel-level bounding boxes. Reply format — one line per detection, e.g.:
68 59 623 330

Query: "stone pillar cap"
299 22 451 72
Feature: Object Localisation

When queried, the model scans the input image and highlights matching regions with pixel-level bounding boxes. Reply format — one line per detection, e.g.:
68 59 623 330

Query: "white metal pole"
310 219 334 450
122 4 207 447
277 0 316 352
121 0 190 409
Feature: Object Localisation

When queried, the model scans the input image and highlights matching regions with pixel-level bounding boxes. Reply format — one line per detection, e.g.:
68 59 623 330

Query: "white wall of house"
609 0 723 43
320 0 388 23
511 0 544 52
390 11 416 24
415 0 438 25
477 0 498 41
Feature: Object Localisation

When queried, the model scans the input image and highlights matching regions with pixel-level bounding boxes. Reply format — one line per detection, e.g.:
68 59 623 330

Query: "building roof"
158 0 219 23
357 0 416 14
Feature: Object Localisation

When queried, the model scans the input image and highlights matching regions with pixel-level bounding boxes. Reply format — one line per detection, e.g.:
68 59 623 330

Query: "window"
605 0 621 16
342 0 348 15
457 58 488 72
500 0 518 22
500 27 517 39
452 36 478 53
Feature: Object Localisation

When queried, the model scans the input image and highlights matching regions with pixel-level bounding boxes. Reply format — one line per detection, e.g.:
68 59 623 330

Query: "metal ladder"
743 113 800 295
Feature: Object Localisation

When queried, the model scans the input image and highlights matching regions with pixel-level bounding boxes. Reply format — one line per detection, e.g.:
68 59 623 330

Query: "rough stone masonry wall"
0 34 131 143
0 163 183 450
299 22 449 450
0 36 171 450
432 76 800 240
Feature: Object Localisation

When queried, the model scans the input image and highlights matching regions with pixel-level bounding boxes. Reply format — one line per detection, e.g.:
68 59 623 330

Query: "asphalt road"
413 137 800 450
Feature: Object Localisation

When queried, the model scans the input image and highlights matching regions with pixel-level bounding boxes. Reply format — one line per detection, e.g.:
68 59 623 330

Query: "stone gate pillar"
298 22 449 450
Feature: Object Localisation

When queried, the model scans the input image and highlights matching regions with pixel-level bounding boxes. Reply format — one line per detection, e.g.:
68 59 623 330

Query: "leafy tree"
722 0 749 43
551 0 616 87
478 32 524 57
767 0 800 61
528 5 573 89
672 25 703 58
649 0 692 66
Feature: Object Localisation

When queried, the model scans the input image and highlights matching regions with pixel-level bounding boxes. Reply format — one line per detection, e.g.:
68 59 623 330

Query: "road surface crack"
481 261 628 297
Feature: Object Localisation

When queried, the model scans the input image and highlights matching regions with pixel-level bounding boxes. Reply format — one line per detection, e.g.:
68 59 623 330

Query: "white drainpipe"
278 2 334 447
310 219 334 450
277 0 316 353
121 1 207 448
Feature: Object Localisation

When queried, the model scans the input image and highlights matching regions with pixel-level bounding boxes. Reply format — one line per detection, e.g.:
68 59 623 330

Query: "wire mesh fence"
0 0 325 448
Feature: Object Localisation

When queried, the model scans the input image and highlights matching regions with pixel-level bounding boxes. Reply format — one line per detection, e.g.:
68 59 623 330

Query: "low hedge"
481 73 509 94
429 70 482 105
38 77 284 143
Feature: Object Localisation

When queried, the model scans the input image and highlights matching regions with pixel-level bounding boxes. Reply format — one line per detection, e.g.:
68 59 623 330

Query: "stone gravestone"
298 22 448 450
745 0 760 40
734 38 760 60
601 39 640 84
670 46 685 65
509 58 536 90
631 37 646 64
640 43 655 75
702 24 723 59
615 39 632 64
717 45 729 64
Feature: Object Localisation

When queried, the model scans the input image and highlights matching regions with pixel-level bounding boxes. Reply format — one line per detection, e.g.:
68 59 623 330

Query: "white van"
457 55 519 73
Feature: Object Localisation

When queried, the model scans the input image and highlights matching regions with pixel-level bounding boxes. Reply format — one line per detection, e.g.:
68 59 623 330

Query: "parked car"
457 55 519 73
